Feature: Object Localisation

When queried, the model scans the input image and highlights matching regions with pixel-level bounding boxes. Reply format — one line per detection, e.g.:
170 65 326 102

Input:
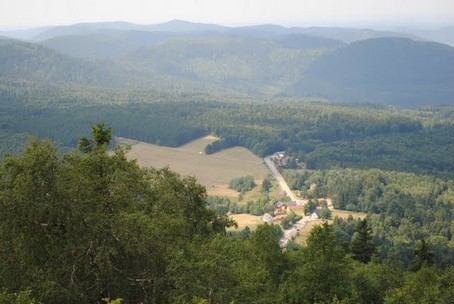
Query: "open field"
228 214 265 231
331 209 367 220
120 136 270 196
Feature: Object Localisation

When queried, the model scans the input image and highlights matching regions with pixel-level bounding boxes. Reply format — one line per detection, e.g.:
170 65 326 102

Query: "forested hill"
0 39 138 87
40 30 180 60
2 20 454 105
295 38 454 105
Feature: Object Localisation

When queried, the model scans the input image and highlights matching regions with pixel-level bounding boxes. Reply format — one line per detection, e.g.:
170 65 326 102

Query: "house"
273 214 287 221
273 151 286 160
274 201 298 214
310 208 321 220
262 213 274 223
274 202 288 213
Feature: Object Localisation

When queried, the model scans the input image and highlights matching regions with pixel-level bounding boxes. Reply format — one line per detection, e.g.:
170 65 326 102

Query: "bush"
229 175 256 193
281 212 302 229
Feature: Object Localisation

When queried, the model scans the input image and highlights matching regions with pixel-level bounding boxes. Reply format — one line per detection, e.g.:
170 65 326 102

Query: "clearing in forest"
120 135 269 196
228 214 265 231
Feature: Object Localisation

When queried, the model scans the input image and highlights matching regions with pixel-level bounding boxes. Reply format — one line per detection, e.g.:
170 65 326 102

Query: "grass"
121 135 270 197
331 209 367 220
228 214 264 231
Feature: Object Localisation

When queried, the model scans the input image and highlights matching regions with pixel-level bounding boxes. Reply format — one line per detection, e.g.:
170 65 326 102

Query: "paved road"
264 155 309 247
279 216 310 247
264 156 303 205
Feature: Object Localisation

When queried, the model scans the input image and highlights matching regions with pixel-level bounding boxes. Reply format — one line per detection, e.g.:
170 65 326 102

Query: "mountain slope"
124 36 330 94
31 21 139 41
40 30 179 59
0 38 144 87
295 38 454 105
295 27 419 43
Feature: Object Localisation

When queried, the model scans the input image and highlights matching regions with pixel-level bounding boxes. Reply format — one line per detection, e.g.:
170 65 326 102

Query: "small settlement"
262 200 323 223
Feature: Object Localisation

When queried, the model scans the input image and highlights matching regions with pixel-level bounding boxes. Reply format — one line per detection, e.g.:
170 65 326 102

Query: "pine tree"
351 218 376 263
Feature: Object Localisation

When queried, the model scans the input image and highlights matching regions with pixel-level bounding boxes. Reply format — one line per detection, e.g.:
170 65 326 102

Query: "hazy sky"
0 0 453 29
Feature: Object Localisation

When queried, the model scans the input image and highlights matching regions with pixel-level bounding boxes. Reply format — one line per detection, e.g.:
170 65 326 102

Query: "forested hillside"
2 20 454 104
1 81 453 178
40 30 179 59
0 39 139 87
1 80 453 178
295 38 454 105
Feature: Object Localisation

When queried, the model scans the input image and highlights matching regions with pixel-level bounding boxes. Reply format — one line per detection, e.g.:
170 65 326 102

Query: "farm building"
262 213 274 223
274 201 298 214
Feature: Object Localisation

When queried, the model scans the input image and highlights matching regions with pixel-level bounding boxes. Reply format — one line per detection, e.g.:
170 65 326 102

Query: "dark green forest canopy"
1 91 449 184
283 167 454 268
1 84 453 178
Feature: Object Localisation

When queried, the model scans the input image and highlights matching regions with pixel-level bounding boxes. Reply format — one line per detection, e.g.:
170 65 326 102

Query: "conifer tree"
351 218 376 263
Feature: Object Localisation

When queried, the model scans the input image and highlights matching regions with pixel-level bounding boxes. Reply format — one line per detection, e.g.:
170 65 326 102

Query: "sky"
0 0 453 29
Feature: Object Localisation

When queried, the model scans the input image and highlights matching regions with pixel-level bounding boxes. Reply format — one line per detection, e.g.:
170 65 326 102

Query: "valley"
0 17 454 303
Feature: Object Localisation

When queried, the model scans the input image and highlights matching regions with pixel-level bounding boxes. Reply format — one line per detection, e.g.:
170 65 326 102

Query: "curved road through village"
264 156 303 205
264 155 308 247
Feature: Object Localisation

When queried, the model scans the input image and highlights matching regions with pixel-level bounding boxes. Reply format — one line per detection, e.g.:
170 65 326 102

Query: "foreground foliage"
1 134 453 303
0 134 232 303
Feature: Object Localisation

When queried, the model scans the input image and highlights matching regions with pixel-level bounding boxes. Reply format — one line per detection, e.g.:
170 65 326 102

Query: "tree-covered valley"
1 20 454 303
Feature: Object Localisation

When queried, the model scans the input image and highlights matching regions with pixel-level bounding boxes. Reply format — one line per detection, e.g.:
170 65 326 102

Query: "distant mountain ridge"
0 19 424 43
1 20 454 106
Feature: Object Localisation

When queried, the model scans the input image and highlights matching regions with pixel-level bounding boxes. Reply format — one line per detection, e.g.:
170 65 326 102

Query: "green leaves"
78 122 112 153
229 175 256 193
0 135 234 303
281 222 351 303
351 219 376 263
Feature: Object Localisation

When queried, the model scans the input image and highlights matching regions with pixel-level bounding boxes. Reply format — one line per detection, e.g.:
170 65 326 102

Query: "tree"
351 218 376 263
320 206 332 219
280 222 351 303
229 175 256 193
281 211 302 229
249 224 284 285
411 239 434 271
384 266 442 304
261 177 272 193
78 122 112 153
92 122 112 147
0 128 234 303
303 199 318 215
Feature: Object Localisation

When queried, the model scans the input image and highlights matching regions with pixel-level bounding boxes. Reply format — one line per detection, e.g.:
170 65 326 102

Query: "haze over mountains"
1 19 453 105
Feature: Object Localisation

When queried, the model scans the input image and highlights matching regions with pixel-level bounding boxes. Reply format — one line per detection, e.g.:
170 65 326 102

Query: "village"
263 151 333 247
